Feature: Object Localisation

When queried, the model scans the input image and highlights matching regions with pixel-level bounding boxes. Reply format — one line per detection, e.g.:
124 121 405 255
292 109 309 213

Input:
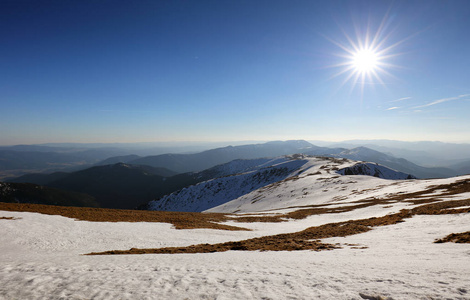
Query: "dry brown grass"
87 239 336 255
434 231 470 244
233 178 470 223
0 216 18 220
86 198 470 255
86 208 414 255
233 197 397 223
411 199 470 215
403 178 470 202
0 202 248 231
86 211 409 255
2 177 470 255
359 293 391 300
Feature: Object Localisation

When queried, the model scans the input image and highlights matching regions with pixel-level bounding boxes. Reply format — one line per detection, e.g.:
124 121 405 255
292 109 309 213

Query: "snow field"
1 203 470 299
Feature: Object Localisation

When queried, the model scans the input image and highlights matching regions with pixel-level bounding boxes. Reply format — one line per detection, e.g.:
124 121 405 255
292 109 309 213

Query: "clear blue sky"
1 0 470 145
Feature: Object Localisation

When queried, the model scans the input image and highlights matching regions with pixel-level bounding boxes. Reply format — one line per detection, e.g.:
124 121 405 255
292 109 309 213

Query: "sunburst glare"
326 14 407 95
352 48 379 73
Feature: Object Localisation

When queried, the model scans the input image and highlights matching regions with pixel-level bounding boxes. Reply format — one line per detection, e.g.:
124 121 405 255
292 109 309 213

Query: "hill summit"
148 155 416 213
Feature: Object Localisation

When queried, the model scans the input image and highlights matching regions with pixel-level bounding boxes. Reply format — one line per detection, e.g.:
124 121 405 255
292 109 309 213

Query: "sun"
332 39 389 93
326 14 406 94
351 48 379 74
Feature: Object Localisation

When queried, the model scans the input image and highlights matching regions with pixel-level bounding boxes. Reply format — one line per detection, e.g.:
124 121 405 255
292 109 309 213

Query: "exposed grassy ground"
86 197 470 255
0 202 246 231
0 216 19 220
2 178 469 255
435 231 470 243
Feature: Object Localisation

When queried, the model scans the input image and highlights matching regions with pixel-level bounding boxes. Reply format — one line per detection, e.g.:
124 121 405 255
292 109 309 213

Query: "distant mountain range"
121 141 458 179
0 147 130 179
320 147 457 179
3 139 470 210
0 140 313 179
94 154 142 166
127 140 314 173
95 141 457 179
2 139 469 180
450 160 470 176
323 139 470 167
5 141 319 208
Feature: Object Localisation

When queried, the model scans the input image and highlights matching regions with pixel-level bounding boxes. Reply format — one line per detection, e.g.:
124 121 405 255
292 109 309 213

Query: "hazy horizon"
2 138 470 148
2 0 470 145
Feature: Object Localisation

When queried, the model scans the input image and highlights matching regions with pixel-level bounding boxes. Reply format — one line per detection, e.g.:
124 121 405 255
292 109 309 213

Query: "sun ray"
325 12 410 93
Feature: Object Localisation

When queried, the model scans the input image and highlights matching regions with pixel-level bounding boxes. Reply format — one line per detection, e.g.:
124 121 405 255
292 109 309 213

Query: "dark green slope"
42 163 196 209
0 182 99 208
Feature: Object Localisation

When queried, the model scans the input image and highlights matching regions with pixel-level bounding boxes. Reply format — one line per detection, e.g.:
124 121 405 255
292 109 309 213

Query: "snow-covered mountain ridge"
148 156 309 212
148 155 416 213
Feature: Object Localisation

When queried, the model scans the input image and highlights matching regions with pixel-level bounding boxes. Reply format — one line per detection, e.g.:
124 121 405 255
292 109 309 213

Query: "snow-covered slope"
337 162 416 179
148 157 309 212
207 156 418 214
149 155 416 213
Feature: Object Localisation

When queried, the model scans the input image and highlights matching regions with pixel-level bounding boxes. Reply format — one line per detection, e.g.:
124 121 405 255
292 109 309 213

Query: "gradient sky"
1 0 470 145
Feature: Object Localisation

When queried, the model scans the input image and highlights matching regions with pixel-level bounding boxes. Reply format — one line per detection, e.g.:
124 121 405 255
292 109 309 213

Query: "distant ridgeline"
2 140 464 210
